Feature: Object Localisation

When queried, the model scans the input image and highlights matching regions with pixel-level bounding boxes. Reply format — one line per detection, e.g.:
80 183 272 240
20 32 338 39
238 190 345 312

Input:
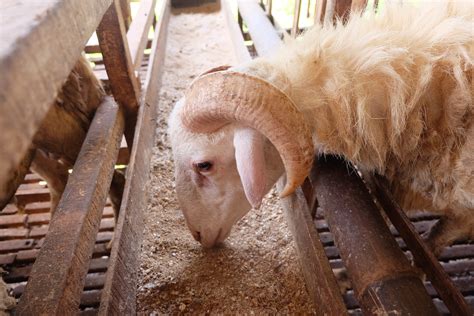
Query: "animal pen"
0 0 472 315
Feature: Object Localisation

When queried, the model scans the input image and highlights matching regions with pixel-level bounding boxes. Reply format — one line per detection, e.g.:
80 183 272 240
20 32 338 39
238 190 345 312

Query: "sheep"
169 1 473 253
0 54 124 219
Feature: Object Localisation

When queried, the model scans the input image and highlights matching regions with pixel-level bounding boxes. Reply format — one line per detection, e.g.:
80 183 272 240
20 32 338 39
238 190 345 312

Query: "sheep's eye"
195 161 213 172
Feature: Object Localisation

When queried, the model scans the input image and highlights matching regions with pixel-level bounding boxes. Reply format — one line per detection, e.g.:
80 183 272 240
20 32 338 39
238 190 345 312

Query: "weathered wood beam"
127 0 157 71
237 0 281 57
369 175 472 316
16 97 124 315
98 0 170 314
0 0 112 206
97 0 142 148
312 156 439 315
278 179 348 315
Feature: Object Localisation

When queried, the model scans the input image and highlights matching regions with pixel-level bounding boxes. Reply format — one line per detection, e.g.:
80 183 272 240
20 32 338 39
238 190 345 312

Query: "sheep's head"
169 66 314 247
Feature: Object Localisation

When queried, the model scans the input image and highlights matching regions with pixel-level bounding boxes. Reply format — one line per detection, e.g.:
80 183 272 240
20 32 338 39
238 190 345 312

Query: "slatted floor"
313 210 474 315
0 172 115 312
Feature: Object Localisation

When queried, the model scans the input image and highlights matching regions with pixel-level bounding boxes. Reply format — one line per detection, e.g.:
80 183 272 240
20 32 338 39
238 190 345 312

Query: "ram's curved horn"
181 69 314 196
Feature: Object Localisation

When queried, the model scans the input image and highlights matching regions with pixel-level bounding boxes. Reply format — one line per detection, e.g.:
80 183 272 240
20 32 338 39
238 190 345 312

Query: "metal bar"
237 0 281 57
369 175 472 316
311 156 439 315
314 0 328 24
291 0 302 37
0 0 112 202
16 97 125 315
223 0 252 63
98 0 170 314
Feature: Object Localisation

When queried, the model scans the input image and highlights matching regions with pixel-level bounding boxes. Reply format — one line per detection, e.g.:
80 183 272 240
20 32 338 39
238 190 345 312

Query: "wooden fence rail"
16 97 125 314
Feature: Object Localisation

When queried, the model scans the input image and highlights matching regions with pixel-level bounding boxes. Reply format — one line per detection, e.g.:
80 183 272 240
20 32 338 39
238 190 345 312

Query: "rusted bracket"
369 174 472 316
16 97 125 315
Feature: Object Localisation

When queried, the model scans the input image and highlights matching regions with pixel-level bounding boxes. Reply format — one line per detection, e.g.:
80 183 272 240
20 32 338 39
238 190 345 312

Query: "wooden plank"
0 228 29 240
23 173 43 184
15 243 111 263
0 214 27 227
1 204 18 214
291 0 302 37
0 239 34 253
15 188 50 205
99 1 170 314
0 253 16 265
16 97 124 315
97 0 141 149
237 0 281 57
4 258 109 284
0 0 112 195
369 175 472 315
9 273 105 297
278 179 348 315
222 0 252 63
28 213 51 225
127 0 157 70
24 201 51 214
81 290 102 308
84 273 107 290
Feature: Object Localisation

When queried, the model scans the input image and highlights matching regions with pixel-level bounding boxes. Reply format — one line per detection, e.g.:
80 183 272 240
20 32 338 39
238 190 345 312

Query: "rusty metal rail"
312 156 438 315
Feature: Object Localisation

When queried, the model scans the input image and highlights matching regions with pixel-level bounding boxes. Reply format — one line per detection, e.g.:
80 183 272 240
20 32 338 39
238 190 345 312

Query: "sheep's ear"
233 128 266 208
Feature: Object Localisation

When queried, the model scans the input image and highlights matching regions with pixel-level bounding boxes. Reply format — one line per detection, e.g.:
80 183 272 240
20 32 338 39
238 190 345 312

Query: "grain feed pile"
137 4 314 314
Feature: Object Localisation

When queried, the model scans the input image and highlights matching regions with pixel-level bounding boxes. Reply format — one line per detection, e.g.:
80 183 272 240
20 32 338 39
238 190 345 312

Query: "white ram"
169 1 473 253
